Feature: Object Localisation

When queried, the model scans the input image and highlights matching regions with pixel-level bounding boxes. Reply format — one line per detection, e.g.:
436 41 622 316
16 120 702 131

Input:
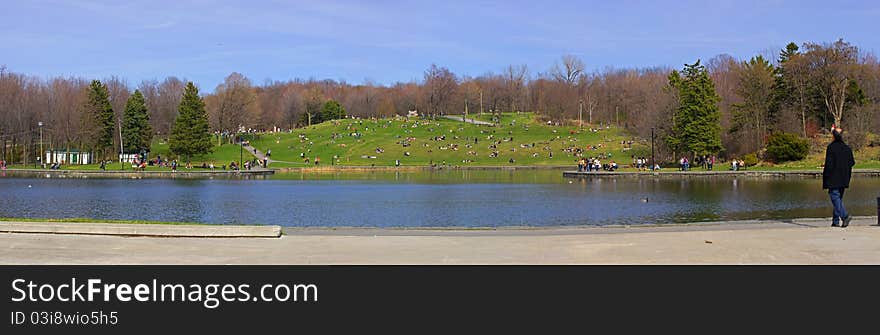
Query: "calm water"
0 170 877 227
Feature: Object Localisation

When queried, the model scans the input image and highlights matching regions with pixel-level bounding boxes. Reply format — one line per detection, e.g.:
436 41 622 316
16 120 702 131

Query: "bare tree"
803 39 859 127
423 64 458 118
208 72 258 141
503 64 528 112
551 55 585 86
151 77 185 137
104 76 130 123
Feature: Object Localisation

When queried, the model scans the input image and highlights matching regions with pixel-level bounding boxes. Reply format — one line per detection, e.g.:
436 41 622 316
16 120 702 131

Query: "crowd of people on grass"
730 158 747 171
233 116 774 173
282 117 621 167
577 157 618 172
572 153 757 173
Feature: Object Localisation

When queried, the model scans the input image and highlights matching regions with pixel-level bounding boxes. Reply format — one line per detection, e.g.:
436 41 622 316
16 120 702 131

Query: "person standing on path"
823 126 855 228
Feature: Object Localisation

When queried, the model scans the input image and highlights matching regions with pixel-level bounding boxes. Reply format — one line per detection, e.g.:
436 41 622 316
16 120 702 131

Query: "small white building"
45 149 93 165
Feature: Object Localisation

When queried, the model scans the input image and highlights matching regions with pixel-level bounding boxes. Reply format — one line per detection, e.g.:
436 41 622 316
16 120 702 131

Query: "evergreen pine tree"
121 90 153 153
321 100 346 120
82 80 115 159
169 82 213 161
667 60 723 157
769 42 799 126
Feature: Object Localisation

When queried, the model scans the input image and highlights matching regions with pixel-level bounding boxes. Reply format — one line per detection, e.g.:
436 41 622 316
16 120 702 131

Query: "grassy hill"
12 112 877 171
249 112 647 168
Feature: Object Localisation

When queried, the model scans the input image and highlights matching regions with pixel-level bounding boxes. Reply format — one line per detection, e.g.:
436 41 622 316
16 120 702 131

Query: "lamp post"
464 98 468 123
38 122 43 169
238 127 243 171
651 127 655 171
118 117 124 170
578 99 584 130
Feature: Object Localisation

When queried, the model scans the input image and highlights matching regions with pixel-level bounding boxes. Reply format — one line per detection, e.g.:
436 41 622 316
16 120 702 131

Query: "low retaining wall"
1 168 274 179
562 169 880 178
0 221 281 238
277 165 572 172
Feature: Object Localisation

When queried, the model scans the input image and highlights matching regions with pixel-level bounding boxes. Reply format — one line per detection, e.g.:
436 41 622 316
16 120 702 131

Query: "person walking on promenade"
823 125 855 228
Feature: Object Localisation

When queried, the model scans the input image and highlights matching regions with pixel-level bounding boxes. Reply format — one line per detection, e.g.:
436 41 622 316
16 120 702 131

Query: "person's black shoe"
842 216 852 228
831 223 840 227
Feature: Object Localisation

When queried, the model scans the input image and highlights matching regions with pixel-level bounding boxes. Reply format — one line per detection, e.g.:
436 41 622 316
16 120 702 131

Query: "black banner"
1 266 878 333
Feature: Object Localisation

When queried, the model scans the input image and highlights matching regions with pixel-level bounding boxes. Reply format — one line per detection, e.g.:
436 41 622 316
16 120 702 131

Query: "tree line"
1 39 877 165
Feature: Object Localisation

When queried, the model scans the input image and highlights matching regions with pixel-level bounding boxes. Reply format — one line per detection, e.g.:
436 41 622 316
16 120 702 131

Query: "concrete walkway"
442 115 495 126
239 143 284 169
2 217 878 264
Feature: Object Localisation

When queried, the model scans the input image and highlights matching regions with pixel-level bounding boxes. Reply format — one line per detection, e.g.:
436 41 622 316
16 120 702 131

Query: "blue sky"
1 0 878 91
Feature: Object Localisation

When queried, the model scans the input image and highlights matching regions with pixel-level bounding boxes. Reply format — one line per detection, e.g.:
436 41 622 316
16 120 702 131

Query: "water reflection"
0 171 877 227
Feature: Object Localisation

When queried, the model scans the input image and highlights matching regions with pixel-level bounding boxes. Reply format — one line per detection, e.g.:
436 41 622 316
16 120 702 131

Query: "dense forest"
1 39 878 164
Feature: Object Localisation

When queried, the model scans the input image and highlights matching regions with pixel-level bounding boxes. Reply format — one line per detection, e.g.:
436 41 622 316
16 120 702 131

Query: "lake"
1 170 877 227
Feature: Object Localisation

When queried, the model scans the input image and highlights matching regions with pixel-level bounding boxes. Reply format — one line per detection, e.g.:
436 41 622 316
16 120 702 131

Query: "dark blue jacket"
822 139 855 189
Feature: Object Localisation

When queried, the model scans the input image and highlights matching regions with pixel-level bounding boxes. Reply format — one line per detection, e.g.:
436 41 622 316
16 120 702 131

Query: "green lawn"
249 112 647 167
20 136 257 171
150 136 255 166
750 146 880 171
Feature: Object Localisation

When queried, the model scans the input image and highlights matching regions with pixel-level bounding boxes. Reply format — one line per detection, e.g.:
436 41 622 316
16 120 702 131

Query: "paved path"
242 142 270 162
442 115 495 126
2 217 878 264
240 143 299 168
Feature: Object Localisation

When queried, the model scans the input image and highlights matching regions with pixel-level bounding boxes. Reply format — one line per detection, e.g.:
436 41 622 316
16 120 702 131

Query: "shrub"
845 130 867 150
765 132 810 163
743 153 759 167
